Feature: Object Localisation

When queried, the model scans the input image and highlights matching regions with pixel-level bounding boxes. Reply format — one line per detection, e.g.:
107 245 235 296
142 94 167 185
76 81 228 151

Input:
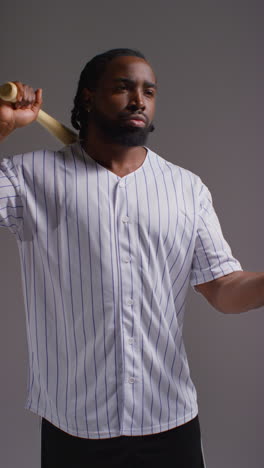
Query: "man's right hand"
0 82 42 141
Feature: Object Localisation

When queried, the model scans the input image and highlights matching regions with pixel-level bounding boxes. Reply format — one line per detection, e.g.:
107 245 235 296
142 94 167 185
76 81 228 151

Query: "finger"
25 85 36 103
35 88 43 106
11 82 35 108
18 85 35 107
13 85 38 110
12 81 24 103
21 85 29 104
32 88 43 112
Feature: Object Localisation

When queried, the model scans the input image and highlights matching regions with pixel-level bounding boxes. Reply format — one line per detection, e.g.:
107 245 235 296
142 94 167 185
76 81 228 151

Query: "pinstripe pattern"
0 142 242 439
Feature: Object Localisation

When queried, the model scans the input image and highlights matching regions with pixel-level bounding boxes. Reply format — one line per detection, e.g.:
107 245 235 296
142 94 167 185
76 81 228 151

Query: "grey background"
0 1 263 467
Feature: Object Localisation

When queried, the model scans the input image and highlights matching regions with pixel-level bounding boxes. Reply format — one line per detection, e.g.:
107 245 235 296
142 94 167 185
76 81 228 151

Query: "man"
0 48 263 468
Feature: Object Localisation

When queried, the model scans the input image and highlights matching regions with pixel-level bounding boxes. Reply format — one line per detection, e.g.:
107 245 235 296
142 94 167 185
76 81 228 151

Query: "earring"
84 101 92 112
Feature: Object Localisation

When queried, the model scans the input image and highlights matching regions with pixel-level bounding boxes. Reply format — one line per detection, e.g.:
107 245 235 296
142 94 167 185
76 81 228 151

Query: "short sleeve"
190 183 242 286
0 157 23 235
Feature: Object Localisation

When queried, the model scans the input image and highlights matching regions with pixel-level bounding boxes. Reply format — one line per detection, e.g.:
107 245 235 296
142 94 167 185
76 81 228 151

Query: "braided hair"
71 48 147 139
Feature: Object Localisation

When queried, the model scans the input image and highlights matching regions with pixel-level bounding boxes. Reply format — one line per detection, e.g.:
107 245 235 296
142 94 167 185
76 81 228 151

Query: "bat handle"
0 82 78 145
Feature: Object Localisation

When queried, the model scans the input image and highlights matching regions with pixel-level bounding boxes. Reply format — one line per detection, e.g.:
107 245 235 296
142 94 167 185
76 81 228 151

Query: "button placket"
116 177 138 388
123 255 131 263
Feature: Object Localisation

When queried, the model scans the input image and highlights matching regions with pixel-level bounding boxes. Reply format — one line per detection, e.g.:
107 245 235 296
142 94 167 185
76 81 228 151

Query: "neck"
81 127 147 176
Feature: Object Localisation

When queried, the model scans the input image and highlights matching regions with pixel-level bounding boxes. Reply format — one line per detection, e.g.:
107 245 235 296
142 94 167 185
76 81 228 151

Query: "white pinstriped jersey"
0 142 242 438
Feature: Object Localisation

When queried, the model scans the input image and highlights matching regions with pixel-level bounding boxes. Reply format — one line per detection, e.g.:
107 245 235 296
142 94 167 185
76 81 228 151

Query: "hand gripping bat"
0 81 78 145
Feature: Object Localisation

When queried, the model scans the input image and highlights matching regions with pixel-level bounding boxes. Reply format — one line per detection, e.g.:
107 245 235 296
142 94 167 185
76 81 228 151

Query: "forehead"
99 56 156 85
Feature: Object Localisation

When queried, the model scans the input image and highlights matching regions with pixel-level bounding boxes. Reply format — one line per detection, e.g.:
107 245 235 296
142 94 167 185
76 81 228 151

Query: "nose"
128 88 145 110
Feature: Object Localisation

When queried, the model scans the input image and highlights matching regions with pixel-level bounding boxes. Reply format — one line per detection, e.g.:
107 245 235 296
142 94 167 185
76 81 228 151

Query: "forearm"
196 271 264 314
0 122 14 142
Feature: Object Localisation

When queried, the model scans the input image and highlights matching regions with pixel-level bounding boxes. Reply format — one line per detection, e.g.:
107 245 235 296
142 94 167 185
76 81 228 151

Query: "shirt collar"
70 141 151 182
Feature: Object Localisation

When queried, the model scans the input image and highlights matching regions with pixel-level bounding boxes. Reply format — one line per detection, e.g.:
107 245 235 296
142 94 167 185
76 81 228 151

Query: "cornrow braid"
71 48 146 140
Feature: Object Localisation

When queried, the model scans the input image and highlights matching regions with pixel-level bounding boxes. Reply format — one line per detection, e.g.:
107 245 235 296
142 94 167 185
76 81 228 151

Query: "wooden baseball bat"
0 81 78 145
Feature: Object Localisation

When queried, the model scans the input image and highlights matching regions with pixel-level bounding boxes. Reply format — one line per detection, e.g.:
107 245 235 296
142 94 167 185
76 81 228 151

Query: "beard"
88 107 154 147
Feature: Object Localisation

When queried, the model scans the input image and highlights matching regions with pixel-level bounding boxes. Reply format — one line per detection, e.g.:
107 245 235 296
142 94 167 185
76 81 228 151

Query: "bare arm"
0 82 42 142
196 271 264 314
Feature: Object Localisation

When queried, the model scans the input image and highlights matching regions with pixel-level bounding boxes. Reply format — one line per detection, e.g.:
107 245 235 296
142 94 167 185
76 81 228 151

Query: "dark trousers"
41 415 205 468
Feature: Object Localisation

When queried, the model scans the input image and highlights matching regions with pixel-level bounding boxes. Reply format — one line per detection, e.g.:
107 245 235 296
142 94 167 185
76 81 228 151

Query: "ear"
81 88 94 112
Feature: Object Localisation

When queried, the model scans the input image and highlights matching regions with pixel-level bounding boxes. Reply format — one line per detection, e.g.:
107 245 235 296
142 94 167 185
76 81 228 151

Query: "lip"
123 114 146 122
121 114 147 127
124 119 146 127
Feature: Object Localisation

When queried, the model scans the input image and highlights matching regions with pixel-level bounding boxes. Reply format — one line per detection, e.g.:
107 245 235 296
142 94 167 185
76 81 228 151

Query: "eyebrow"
113 77 157 89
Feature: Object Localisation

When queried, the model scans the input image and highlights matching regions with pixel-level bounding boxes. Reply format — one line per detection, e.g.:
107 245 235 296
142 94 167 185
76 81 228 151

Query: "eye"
144 89 155 97
115 85 127 91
